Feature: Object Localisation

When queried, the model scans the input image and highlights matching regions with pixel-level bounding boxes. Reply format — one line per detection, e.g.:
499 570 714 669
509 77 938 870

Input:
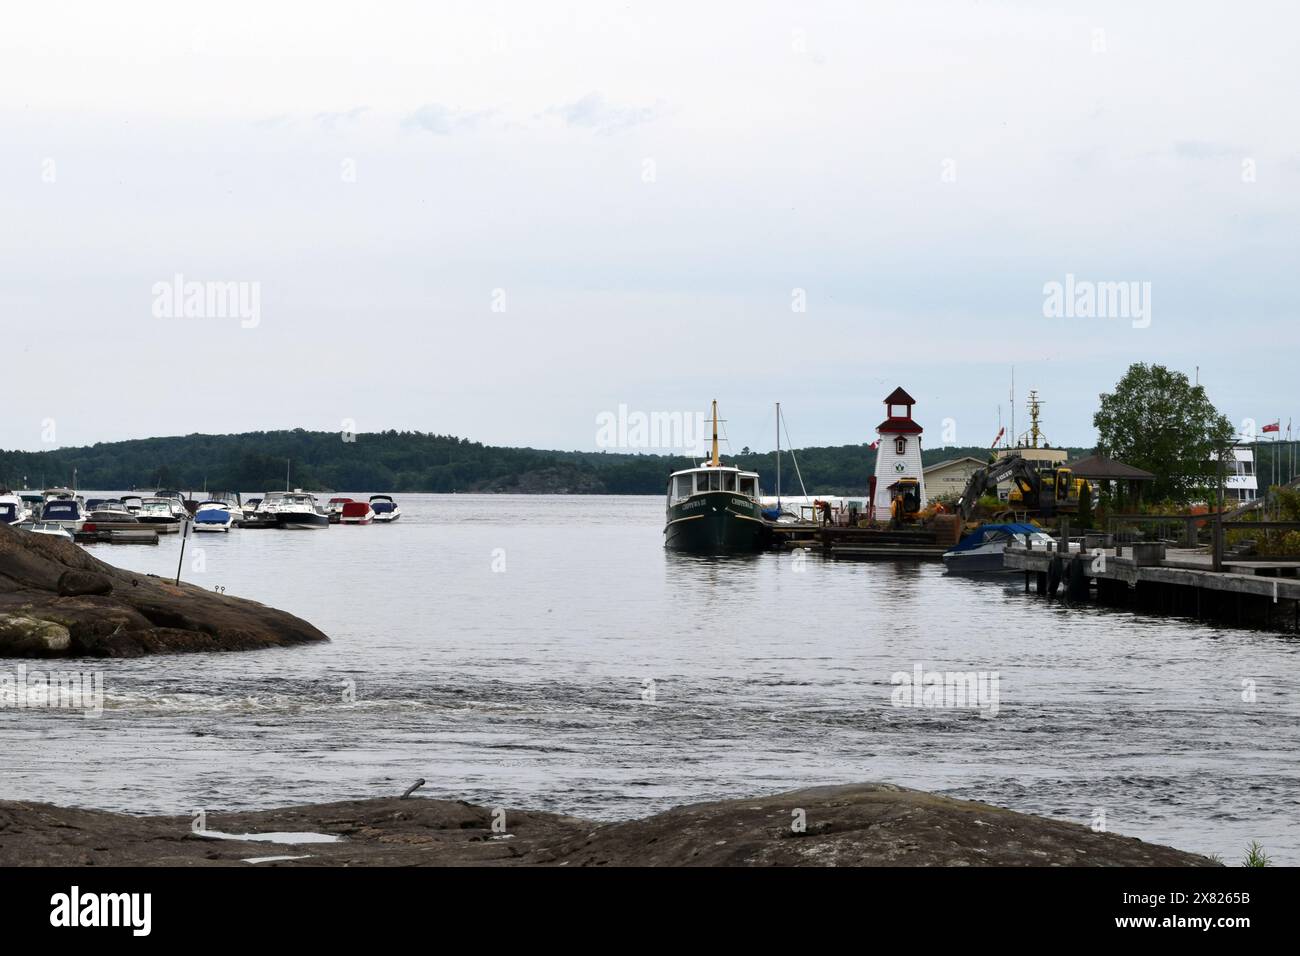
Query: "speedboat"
942 523 1053 574
0 492 28 525
340 501 375 524
325 497 354 524
18 521 75 541
137 497 186 527
121 495 144 514
38 498 87 532
259 492 329 529
369 495 401 522
19 492 44 519
193 500 237 532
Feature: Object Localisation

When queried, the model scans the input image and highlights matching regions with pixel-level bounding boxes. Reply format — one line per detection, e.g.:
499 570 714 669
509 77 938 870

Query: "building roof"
875 417 923 435
923 456 986 474
883 386 916 406
1066 453 1156 481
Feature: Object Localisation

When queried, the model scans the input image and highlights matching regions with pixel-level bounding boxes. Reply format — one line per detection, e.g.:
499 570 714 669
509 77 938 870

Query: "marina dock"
1005 542 1300 633
769 522 957 560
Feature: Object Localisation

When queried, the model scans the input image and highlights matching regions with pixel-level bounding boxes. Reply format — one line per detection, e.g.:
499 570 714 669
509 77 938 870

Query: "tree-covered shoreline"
0 429 1084 496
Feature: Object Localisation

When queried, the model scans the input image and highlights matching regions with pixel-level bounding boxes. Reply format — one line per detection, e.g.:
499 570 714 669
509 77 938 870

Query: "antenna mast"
710 400 720 468
775 402 781 505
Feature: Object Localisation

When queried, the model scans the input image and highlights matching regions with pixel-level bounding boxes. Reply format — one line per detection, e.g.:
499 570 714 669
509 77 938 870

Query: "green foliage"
1242 841 1272 867
0 433 1088 495
1093 363 1235 504
1077 481 1094 529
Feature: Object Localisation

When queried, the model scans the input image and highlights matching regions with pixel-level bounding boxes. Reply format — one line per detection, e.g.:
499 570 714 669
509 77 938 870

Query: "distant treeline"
0 429 1090 495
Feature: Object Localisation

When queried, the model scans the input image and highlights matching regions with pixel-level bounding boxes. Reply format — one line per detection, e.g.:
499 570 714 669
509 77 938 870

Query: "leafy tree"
1093 363 1235 504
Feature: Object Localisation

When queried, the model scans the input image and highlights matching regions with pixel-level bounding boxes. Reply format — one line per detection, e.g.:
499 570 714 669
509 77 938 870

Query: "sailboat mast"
710 400 720 467
775 401 781 504
286 458 291 492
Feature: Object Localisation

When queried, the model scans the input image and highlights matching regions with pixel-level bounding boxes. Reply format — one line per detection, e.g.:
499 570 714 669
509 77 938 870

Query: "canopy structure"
1067 453 1156 505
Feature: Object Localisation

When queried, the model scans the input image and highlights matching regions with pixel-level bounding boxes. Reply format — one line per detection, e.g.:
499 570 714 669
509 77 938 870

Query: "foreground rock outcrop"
0 523 327 657
0 783 1217 866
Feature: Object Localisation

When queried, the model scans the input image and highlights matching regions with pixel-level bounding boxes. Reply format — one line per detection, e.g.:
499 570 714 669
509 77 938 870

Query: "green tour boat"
663 401 767 554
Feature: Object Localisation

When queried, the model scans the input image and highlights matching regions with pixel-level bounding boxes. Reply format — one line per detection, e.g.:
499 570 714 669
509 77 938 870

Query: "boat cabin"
666 466 761 505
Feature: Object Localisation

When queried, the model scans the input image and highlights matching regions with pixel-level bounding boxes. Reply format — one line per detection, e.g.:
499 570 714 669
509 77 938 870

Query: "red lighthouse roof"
876 385 923 434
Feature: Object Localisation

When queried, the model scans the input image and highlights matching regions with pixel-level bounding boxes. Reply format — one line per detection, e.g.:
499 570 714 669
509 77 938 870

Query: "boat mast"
286 458 291 492
775 402 781 506
710 400 720 467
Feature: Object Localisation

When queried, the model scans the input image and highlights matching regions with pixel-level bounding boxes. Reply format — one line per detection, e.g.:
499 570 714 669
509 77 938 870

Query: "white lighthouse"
871 386 927 517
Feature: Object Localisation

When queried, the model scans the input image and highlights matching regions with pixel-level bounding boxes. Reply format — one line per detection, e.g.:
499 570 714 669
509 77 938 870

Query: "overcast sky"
2 1 1296 455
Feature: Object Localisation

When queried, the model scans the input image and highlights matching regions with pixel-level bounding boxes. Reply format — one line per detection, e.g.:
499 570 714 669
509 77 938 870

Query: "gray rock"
0 614 72 656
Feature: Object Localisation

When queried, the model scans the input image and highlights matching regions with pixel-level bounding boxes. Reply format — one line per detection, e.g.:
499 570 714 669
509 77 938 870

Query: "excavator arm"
954 456 1042 521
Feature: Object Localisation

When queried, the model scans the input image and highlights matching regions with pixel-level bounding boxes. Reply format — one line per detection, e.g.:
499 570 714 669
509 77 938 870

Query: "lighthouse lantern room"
871 386 927 517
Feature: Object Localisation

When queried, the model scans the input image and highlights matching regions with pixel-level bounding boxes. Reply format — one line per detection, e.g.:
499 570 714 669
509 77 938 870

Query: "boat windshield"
738 476 758 498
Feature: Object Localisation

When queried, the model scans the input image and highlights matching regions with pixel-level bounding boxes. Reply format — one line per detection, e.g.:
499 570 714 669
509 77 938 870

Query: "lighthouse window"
895 437 907 455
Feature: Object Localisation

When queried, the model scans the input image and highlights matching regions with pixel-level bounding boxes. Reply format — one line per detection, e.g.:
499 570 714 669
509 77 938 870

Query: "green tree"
1093 363 1235 504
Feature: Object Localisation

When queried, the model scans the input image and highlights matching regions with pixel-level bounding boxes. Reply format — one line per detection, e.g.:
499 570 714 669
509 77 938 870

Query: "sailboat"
663 401 767 554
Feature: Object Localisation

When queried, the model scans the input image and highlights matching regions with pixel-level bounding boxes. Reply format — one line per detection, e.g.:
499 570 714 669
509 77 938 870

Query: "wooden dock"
769 524 951 560
1005 543 1300 632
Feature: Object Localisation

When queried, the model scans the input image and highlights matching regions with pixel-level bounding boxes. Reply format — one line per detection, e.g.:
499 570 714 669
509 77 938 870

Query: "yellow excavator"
954 456 1090 522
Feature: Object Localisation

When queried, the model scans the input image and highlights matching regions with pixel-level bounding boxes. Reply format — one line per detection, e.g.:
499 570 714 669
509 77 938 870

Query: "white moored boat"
259 492 329 529
193 500 237 532
369 495 401 522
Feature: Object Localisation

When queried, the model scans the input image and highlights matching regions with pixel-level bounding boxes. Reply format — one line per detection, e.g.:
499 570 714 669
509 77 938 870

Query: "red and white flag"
1263 421 1280 433
869 439 880 450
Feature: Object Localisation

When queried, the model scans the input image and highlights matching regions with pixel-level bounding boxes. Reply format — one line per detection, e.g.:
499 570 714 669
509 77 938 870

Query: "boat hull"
664 491 767 554
275 512 329 530
942 549 1013 574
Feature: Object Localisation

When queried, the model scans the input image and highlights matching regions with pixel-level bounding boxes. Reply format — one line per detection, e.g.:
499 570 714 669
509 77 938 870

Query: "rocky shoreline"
0 523 328 657
0 783 1218 866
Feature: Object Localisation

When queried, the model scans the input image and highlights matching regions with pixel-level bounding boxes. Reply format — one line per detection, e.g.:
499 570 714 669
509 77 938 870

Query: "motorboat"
17 521 75 541
942 523 1054 574
325 497 354 524
136 497 187 530
121 495 144 514
0 492 29 525
259 491 329 529
340 501 375 524
193 500 237 532
369 495 401 523
39 497 88 531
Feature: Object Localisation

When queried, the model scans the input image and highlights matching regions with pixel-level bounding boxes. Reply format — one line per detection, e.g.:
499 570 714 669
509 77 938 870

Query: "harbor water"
3 494 1298 863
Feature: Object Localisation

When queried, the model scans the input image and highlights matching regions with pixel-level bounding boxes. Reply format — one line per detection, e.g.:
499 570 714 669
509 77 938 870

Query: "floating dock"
769 523 956 560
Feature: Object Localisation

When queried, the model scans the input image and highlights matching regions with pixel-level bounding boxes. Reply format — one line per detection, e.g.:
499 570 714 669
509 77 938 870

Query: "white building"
1224 445 1258 503
871 386 927 516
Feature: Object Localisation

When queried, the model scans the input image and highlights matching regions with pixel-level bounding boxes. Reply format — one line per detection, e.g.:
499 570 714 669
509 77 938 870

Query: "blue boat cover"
949 522 1042 553
371 501 396 513
0 503 17 521
42 502 79 518
195 510 231 523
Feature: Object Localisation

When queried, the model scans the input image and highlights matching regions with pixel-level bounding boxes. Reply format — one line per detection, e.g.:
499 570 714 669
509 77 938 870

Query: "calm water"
4 494 1298 863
